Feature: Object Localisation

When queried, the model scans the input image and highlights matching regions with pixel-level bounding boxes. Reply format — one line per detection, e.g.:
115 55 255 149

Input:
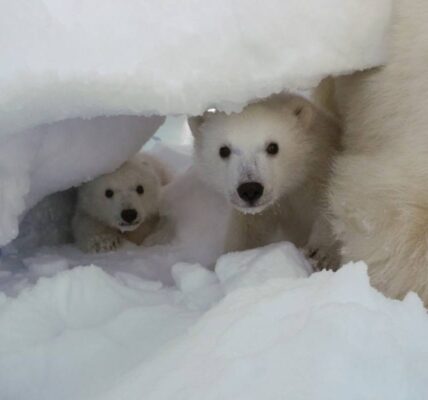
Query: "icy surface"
1 0 391 136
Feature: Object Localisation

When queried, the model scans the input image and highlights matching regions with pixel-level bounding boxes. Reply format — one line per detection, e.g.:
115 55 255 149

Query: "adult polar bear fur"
189 94 342 269
72 153 171 253
329 0 428 304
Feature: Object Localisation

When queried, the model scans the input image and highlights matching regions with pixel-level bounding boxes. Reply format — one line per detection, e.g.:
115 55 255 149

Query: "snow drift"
1 245 428 400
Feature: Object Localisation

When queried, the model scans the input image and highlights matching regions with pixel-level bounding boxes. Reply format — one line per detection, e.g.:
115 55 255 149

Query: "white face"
78 162 160 231
192 103 314 214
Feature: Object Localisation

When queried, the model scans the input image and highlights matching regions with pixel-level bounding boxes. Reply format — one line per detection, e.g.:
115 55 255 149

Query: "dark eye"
136 185 144 195
266 142 279 156
219 146 231 159
105 189 114 198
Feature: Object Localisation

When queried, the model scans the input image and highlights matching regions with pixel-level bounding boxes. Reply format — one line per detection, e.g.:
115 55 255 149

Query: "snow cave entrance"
0 114 208 294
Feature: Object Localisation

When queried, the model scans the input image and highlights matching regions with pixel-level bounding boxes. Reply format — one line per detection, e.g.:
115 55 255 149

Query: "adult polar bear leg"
329 0 428 303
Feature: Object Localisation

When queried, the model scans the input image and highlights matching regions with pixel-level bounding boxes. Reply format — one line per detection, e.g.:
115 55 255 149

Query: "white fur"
329 0 428 304
72 153 169 253
190 94 341 268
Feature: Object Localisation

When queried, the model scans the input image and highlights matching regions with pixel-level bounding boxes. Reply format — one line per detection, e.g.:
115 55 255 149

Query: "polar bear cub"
189 94 342 268
72 153 170 253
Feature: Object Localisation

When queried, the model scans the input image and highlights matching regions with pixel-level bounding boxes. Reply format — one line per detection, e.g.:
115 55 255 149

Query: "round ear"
187 115 205 137
187 110 217 137
286 96 314 128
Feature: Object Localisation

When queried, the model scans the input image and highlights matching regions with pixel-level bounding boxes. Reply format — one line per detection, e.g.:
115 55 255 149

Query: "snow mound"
1 243 427 400
1 0 391 136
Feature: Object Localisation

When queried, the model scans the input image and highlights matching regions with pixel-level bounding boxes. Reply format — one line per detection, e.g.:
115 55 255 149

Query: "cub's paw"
143 230 171 247
303 245 340 272
86 234 122 253
142 218 175 247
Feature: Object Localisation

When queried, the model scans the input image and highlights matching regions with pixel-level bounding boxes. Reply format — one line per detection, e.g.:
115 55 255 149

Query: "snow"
1 0 391 137
99 262 428 400
23 254 69 277
0 265 198 400
0 142 428 399
1 246 428 400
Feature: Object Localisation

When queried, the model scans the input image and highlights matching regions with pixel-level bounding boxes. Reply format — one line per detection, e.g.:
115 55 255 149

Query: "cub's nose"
237 182 264 205
121 209 138 223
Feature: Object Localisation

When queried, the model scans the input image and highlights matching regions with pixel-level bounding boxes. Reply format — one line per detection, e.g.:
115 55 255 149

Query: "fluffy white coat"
329 0 428 303
190 94 341 268
72 153 170 253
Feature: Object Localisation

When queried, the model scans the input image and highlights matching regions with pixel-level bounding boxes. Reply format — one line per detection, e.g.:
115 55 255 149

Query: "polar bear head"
189 94 332 214
77 157 161 232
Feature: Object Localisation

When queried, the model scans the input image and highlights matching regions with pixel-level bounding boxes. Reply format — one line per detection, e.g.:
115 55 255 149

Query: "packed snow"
1 0 391 136
1 141 428 400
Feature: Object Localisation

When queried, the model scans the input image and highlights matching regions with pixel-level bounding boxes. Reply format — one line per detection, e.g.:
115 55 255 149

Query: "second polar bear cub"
189 94 341 268
72 153 170 253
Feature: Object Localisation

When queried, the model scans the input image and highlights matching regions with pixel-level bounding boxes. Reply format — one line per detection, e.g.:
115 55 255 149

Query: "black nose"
237 182 264 204
121 209 138 223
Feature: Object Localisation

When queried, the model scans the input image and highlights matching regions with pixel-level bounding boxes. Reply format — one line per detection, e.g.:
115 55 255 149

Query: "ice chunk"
172 263 222 310
172 263 218 293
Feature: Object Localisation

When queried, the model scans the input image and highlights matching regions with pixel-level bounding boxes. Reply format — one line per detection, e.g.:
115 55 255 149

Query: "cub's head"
189 95 318 214
77 159 161 231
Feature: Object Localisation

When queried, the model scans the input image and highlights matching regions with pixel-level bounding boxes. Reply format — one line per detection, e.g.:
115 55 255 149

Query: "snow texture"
1 248 428 400
1 0 392 137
